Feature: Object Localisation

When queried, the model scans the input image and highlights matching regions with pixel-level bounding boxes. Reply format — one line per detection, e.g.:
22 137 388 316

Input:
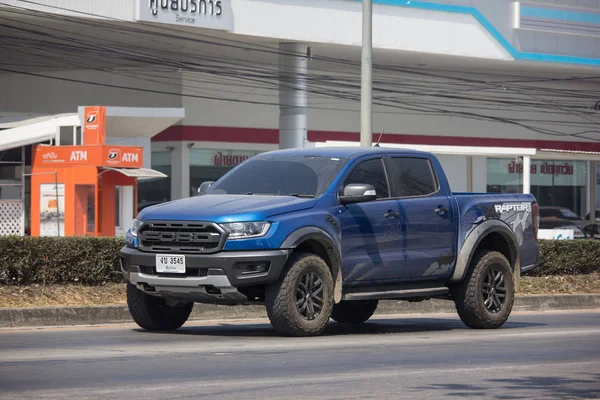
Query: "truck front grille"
138 221 225 254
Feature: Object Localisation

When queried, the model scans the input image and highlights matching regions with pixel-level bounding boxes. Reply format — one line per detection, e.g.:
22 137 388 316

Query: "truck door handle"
435 207 448 215
385 211 400 219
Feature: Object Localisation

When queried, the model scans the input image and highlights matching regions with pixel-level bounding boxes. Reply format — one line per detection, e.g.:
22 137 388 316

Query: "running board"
341 287 449 301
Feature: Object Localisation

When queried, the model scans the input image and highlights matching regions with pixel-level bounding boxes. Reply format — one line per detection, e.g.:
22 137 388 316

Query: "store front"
487 158 588 217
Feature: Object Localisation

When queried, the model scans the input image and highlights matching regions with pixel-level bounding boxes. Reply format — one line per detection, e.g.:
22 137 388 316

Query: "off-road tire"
331 300 379 324
452 250 515 329
265 252 334 337
126 283 193 331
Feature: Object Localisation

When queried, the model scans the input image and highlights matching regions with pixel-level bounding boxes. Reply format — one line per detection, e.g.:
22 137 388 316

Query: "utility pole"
360 0 373 147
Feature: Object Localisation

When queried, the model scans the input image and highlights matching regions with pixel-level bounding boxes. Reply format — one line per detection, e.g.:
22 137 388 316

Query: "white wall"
232 0 511 61
4 0 511 61
1 0 135 20
436 155 468 192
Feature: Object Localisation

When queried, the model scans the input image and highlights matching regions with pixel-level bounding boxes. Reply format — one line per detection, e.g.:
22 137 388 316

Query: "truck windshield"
206 154 347 198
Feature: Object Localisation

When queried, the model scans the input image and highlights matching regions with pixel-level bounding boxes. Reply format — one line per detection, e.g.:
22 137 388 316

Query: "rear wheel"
265 252 334 337
452 250 515 329
126 283 193 331
331 300 379 324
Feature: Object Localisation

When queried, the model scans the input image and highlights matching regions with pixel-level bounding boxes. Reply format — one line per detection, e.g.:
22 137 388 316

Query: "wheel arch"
451 220 521 290
280 227 343 303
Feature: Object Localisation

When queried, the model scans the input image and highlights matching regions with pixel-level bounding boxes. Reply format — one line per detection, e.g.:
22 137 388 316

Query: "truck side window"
390 157 438 197
343 158 389 198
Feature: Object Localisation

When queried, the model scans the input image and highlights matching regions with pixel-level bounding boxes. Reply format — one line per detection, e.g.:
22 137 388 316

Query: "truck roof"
259 146 431 159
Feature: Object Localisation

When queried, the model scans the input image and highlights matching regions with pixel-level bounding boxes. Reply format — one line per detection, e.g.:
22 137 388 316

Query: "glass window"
487 158 588 217
207 154 347 198
0 186 21 200
58 126 74 145
539 207 583 221
138 151 171 210
343 158 389 199
389 157 437 197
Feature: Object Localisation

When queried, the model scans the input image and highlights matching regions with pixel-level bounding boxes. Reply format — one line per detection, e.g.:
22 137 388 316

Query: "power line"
1 1 599 141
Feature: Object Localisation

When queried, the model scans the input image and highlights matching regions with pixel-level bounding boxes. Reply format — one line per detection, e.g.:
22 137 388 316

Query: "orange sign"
33 145 143 168
83 106 106 145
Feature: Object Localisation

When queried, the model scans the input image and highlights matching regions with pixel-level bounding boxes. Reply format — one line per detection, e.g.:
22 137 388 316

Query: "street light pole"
360 0 373 147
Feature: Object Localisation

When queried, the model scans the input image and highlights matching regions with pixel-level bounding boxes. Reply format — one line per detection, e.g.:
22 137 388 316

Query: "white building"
1 0 599 234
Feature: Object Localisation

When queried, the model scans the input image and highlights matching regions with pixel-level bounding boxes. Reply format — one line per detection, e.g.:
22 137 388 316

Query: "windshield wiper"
242 192 314 198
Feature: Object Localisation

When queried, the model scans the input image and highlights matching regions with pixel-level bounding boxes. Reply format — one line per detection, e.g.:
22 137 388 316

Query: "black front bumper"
119 246 290 288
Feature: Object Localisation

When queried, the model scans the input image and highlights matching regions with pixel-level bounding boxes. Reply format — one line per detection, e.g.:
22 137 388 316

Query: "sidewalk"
2 294 599 328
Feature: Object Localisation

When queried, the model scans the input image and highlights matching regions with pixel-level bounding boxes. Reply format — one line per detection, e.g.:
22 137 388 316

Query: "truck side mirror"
339 183 377 205
198 181 215 196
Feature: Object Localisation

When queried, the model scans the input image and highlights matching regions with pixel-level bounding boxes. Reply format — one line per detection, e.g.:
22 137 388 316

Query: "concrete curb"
1 294 599 328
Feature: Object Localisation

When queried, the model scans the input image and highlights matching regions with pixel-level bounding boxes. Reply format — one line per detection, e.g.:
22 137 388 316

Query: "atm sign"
33 146 143 168
102 147 142 167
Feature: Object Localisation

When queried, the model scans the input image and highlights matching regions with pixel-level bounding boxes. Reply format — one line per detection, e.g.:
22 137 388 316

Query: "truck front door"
338 157 404 283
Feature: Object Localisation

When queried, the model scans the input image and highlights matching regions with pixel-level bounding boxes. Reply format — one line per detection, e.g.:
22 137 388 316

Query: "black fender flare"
280 227 343 303
450 219 521 290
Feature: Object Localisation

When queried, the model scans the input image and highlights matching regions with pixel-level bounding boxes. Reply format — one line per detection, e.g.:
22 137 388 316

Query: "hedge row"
0 237 599 285
0 237 125 285
529 240 600 277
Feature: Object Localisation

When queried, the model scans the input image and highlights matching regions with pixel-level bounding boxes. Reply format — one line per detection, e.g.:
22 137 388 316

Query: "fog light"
238 262 269 276
204 285 222 295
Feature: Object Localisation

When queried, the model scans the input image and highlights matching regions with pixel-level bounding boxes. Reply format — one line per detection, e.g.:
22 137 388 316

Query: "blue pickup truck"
120 147 541 336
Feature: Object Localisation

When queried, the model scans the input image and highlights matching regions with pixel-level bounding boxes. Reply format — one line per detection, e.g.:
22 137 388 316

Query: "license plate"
156 254 186 274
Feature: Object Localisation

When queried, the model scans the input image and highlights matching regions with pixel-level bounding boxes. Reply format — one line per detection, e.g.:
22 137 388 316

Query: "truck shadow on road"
136 317 545 338
409 373 600 399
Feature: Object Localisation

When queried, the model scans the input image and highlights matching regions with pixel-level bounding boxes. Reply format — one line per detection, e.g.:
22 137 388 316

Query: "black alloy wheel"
265 252 334 336
482 268 506 313
296 272 324 321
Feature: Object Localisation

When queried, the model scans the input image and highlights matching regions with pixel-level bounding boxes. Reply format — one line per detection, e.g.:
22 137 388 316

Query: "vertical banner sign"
40 183 65 237
83 106 106 145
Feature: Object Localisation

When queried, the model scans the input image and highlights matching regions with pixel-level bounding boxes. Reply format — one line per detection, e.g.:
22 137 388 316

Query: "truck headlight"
221 222 270 240
130 218 144 237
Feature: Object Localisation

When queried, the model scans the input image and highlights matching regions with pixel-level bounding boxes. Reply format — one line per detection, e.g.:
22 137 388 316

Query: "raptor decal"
465 202 533 246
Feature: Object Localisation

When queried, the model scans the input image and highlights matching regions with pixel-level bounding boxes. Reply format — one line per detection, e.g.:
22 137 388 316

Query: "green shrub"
529 239 600 276
0 236 125 285
0 236 598 286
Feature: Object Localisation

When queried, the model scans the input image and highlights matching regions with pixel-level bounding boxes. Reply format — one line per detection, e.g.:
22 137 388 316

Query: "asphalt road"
1 311 599 400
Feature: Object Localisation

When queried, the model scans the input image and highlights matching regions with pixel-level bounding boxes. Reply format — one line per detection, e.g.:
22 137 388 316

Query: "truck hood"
138 194 316 223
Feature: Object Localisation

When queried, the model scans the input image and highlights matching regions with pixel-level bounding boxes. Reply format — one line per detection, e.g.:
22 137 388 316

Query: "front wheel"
265 252 334 337
452 250 515 329
126 283 193 331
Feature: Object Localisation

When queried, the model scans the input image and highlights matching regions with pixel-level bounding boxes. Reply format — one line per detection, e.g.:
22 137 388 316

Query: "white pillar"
170 142 190 200
360 0 373 147
472 156 487 192
523 156 531 194
279 42 308 149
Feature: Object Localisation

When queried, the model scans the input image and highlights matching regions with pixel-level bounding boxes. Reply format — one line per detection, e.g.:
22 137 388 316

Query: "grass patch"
519 272 600 295
0 283 125 309
1 274 599 309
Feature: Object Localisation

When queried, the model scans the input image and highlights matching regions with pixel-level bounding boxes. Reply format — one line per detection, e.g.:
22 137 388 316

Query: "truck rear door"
385 156 456 281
